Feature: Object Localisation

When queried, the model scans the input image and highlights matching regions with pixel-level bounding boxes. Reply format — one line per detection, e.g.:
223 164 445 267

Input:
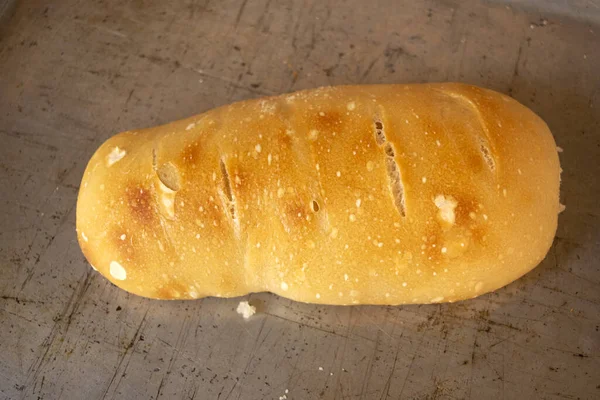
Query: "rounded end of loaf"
76 129 166 299
76 83 561 304
420 82 561 303
76 126 255 300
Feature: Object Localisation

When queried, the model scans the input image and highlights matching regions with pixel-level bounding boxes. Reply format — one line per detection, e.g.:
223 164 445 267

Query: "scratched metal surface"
0 0 598 399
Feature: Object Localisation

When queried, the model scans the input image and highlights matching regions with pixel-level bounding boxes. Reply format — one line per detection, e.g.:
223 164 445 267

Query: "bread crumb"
422 177 427 183
81 232 88 242
268 153 272 165
349 214 356 222
344 274 349 281
308 130 319 140
434 194 457 224
316 293 321 299
255 144 262 153
559 203 566 213
436 140 441 146
319 367 324 371
186 122 196 131
366 161 374 171
336 171 341 177
109 261 127 281
346 102 355 111
431 296 444 303
236 301 256 319
107 147 126 166
281 282 289 291
556 146 563 153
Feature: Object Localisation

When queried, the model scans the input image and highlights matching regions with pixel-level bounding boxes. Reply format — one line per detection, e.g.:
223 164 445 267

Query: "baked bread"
76 83 561 304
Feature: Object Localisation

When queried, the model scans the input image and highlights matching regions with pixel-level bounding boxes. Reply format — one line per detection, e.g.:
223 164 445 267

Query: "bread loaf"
76 83 561 304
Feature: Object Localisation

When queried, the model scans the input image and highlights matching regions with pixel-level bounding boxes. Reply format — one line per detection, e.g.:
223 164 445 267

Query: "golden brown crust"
76 83 561 304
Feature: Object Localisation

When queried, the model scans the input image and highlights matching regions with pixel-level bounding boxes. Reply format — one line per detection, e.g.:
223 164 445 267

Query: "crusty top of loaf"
76 83 561 304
